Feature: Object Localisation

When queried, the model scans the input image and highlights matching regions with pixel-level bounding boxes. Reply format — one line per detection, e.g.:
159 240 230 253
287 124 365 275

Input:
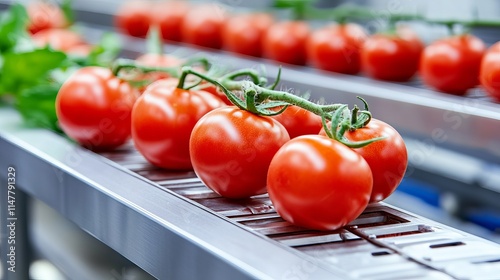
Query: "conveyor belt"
2 108 500 279
99 142 500 280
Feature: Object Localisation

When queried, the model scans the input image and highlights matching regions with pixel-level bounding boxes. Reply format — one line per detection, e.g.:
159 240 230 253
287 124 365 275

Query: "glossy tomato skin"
271 105 322 139
267 135 372 231
115 1 153 38
27 2 67 34
31 28 86 52
155 1 189 41
56 67 138 150
263 21 310 65
345 119 407 202
132 80 224 170
480 42 500 102
196 84 233 105
181 5 225 49
420 34 486 95
190 107 290 199
307 23 367 74
222 13 274 57
361 27 424 81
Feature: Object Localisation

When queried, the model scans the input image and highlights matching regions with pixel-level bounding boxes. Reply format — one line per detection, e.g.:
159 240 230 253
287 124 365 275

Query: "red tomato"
480 42 500 102
115 0 154 38
267 135 372 231
361 27 424 81
321 119 407 203
420 34 486 95
222 13 274 57
271 105 322 139
181 5 226 49
31 28 86 52
307 23 367 74
132 80 224 170
135 53 183 90
190 107 290 199
196 84 233 105
136 53 182 68
27 2 67 34
155 1 190 41
263 21 310 65
56 67 139 150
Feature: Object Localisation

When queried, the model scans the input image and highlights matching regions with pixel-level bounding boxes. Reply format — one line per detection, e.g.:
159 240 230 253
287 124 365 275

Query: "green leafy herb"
83 32 122 66
16 83 61 132
61 0 75 25
0 47 67 95
0 3 29 52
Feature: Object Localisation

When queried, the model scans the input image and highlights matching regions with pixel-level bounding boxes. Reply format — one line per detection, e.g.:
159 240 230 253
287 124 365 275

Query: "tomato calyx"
112 57 384 148
177 66 383 148
322 103 385 148
111 56 211 88
350 97 372 129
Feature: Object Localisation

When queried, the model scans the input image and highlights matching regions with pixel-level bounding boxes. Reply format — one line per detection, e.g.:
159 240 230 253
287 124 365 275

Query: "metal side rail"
2 108 500 280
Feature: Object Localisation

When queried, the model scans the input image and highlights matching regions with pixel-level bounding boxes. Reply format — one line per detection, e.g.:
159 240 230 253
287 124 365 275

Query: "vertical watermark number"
6 166 16 273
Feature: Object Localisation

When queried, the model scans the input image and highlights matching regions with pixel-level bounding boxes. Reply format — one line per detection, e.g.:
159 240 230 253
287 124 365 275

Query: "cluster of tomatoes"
25 2 93 55
23 0 409 231
55 48 408 231
115 1 500 103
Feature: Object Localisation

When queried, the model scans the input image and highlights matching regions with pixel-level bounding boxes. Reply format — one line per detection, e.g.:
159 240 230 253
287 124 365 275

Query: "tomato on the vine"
31 28 86 52
307 23 367 74
56 67 139 150
420 34 486 95
222 13 274 57
480 42 500 102
271 105 322 139
361 27 424 81
267 135 372 231
115 0 153 38
181 5 226 49
27 1 67 34
155 1 189 42
190 107 290 199
135 53 182 90
132 80 224 170
196 84 233 105
321 119 407 203
263 21 310 65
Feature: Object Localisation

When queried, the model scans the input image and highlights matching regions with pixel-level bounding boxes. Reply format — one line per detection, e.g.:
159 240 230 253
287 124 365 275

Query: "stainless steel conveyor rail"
2 107 500 279
0 108 352 279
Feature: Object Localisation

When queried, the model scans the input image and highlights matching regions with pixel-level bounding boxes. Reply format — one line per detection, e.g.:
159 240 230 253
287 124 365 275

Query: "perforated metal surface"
100 144 500 280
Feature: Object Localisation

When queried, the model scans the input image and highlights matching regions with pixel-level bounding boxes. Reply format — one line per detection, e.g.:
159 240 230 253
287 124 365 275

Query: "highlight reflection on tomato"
223 13 274 57
267 135 372 231
307 23 367 74
263 21 310 65
271 105 322 139
190 107 290 199
361 27 423 81
56 67 138 150
420 34 486 95
181 5 226 49
132 80 224 170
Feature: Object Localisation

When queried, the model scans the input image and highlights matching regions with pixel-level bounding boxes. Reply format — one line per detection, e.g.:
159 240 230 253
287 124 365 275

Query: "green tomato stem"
146 25 163 56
